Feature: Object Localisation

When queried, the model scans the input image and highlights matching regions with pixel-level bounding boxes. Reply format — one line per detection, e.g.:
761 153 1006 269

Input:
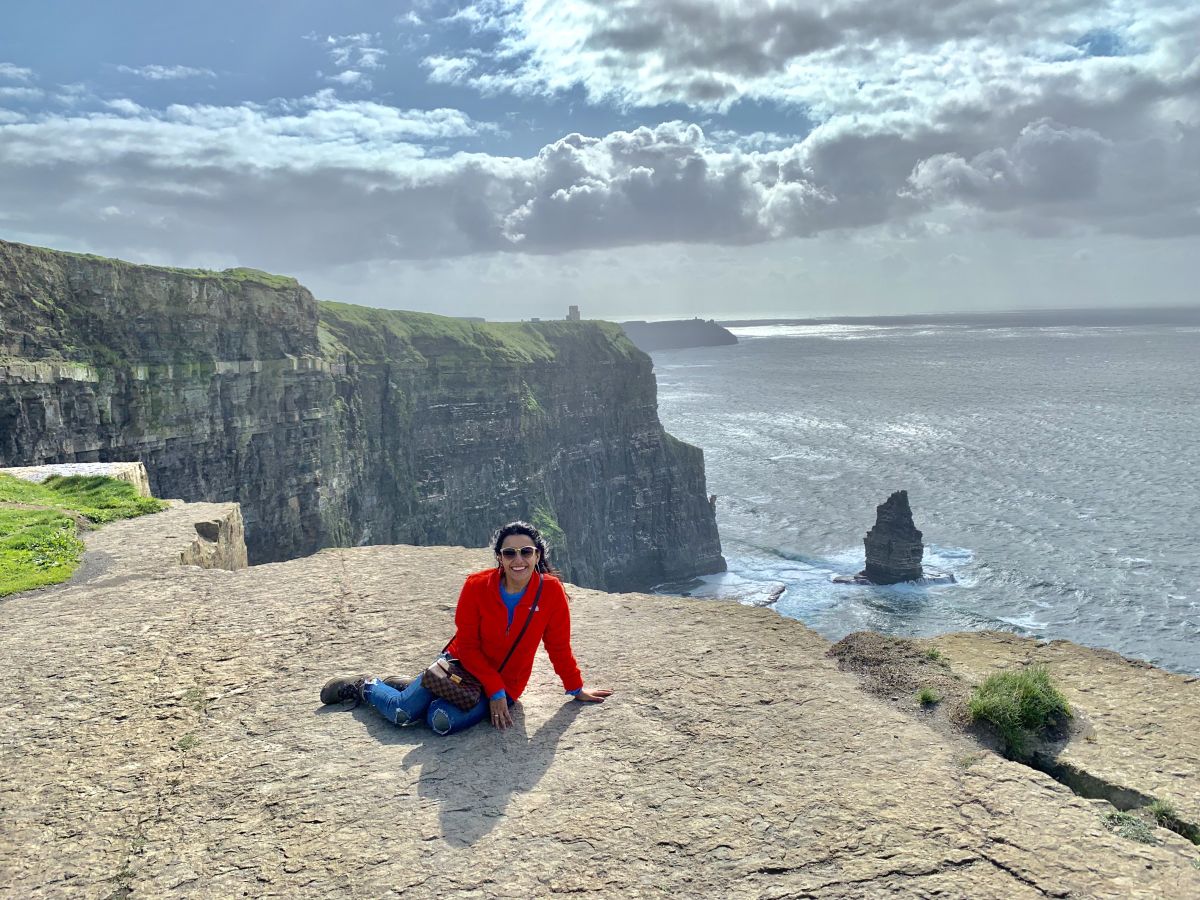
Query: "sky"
1 1 1197 320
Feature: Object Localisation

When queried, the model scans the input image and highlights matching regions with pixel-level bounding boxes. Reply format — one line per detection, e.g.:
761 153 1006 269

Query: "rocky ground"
2 502 1198 898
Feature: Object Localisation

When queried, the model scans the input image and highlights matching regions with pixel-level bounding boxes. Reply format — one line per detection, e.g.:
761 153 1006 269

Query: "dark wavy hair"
491 520 560 577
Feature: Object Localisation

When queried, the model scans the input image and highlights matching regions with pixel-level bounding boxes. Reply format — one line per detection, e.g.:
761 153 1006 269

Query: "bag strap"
497 573 543 673
441 571 545 673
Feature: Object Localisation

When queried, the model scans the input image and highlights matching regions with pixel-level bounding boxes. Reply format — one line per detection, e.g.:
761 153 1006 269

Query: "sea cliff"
0 239 724 590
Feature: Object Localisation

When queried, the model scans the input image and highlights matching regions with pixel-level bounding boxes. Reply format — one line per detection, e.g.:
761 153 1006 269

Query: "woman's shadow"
349 698 584 846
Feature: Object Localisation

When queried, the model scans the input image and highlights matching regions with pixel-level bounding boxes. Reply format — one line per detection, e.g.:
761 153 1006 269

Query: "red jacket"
446 568 583 701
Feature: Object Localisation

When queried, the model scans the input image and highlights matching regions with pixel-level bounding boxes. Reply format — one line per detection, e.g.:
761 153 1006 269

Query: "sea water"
651 320 1200 676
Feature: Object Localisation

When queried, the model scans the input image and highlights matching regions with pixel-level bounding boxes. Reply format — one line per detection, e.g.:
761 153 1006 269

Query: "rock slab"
1 502 1197 898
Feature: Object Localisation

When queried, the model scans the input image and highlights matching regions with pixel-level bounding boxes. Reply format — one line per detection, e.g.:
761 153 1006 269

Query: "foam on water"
729 324 893 340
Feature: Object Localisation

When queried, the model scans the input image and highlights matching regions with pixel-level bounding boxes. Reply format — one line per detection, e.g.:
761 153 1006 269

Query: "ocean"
650 317 1200 676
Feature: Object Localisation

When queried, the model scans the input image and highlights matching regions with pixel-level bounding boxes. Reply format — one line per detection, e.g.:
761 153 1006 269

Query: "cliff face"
0 239 724 590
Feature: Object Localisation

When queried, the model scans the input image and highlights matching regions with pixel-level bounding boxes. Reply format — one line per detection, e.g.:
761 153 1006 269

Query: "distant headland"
619 318 738 352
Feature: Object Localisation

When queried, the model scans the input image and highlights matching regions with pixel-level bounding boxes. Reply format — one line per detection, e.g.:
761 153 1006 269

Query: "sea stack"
861 490 924 584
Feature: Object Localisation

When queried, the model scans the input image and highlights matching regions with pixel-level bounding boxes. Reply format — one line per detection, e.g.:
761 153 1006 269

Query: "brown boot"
319 674 370 706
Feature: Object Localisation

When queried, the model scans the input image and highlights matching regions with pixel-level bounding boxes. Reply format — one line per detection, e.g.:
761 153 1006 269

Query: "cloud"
2 84 1197 280
0 63 34 83
116 64 217 81
316 32 388 90
909 120 1111 208
324 70 367 86
439 2 1193 117
0 86 43 102
423 55 478 84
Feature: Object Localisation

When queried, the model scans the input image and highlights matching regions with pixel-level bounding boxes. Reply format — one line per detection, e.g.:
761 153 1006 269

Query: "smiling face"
497 532 540 591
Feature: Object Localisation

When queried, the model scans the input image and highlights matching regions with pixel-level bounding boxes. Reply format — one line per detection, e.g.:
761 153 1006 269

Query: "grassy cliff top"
2 239 644 369
1 239 300 291
318 300 639 367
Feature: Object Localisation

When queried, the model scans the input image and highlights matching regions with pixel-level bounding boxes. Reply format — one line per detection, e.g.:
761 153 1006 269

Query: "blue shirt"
491 582 526 701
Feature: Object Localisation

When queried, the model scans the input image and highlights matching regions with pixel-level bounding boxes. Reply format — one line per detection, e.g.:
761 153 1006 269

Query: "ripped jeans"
363 668 514 736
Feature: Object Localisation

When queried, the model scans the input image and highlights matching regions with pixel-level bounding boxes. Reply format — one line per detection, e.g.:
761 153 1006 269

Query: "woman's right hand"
489 696 513 729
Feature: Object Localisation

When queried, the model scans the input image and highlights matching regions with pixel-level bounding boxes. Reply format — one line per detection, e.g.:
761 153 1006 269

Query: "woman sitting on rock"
320 521 612 735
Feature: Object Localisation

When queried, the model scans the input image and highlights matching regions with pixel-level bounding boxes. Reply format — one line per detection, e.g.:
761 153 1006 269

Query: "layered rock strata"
862 489 925 584
0 239 724 590
1 503 1197 898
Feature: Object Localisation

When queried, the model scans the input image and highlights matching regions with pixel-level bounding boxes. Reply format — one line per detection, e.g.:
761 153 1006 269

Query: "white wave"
995 613 1048 632
727 324 892 340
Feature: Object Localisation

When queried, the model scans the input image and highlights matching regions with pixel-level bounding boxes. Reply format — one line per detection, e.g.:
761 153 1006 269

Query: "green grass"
925 648 946 663
917 687 941 706
967 665 1071 757
1149 798 1177 826
1102 811 1157 845
1146 797 1200 845
531 505 566 551
0 508 85 597
24 242 299 290
317 299 638 368
0 474 166 523
0 473 167 597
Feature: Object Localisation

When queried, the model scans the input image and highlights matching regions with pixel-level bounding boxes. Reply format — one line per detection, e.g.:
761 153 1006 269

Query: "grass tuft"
1149 798 1177 826
954 752 986 769
917 687 941 706
925 648 945 663
1102 811 1157 845
967 665 1071 757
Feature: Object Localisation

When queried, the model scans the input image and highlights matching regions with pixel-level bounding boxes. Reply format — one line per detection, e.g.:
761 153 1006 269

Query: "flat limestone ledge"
0 520 1197 898
57 500 247 591
0 461 153 497
925 631 1200 828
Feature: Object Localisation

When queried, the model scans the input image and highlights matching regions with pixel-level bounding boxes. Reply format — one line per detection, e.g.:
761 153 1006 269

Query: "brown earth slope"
1 503 1198 898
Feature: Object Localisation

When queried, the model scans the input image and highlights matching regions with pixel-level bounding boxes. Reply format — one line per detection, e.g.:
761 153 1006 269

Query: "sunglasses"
499 546 538 560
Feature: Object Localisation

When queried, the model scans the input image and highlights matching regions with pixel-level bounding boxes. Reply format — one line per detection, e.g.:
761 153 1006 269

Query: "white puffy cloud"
423 55 478 84
311 32 388 90
0 63 34 83
0 86 43 102
116 64 216 81
445 1 1196 116
2 85 1197 282
420 0 1200 240
909 120 1111 208
1 0 1197 283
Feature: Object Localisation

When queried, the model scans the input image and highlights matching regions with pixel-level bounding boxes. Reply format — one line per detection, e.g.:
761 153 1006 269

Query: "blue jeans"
363 673 512 736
